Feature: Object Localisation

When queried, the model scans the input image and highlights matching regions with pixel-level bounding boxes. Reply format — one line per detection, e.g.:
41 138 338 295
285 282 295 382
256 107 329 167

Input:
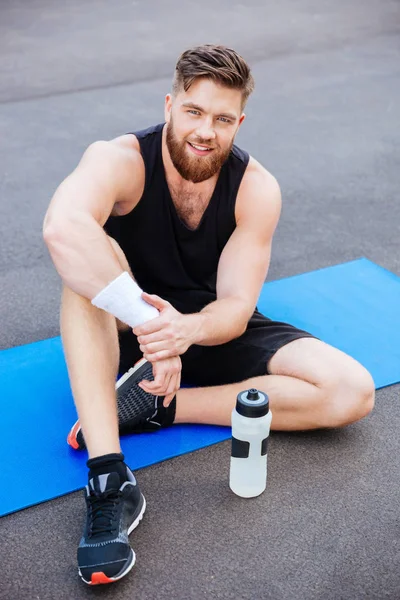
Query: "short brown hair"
172 45 254 108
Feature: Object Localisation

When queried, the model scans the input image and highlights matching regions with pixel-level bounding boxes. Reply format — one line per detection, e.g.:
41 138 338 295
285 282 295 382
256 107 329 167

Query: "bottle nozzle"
246 388 259 401
236 388 269 417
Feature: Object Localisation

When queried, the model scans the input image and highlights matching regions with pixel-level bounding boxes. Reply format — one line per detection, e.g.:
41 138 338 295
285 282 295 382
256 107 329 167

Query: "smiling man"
43 45 375 586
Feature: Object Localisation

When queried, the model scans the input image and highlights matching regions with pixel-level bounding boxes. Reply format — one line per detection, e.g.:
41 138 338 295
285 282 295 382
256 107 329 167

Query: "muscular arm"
45 137 181 401
42 139 144 299
192 165 282 346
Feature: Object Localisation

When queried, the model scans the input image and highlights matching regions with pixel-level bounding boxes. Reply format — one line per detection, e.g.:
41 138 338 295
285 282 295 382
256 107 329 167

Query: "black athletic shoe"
68 358 167 450
78 466 146 585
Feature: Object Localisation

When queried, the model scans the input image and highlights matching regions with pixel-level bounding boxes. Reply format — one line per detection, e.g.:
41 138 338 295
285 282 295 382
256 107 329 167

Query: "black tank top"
104 123 249 314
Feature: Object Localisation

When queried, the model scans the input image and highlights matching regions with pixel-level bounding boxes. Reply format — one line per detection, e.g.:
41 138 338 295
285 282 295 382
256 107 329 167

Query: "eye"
188 109 200 116
218 117 232 124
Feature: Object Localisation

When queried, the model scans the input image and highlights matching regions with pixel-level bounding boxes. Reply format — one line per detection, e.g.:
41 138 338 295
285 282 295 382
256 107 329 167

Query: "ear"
238 113 246 127
164 94 173 123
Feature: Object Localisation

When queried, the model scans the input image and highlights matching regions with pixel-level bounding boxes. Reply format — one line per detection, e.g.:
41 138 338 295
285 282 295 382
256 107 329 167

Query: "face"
164 78 245 183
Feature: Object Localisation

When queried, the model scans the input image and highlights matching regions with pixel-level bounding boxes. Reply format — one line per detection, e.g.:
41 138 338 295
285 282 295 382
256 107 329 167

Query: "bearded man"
43 44 374 586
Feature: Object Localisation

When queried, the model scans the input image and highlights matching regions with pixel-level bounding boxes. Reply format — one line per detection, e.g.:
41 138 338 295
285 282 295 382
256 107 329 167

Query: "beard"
166 117 234 183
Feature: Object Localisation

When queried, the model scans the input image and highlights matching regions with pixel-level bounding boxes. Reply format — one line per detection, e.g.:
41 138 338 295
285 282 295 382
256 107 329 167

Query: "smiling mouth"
187 141 214 153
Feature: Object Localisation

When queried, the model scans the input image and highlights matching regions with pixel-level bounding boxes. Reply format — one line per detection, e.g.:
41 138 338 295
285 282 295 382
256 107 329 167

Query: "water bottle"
229 388 272 498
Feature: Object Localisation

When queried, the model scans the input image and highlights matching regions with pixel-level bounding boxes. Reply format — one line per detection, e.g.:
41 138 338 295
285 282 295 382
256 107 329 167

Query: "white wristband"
91 271 159 329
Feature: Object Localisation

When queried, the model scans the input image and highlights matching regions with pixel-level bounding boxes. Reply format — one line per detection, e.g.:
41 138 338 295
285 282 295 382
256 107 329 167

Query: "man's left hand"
133 293 200 361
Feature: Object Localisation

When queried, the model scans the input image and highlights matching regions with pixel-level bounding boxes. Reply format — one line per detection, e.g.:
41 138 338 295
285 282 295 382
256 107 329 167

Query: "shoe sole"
115 357 148 390
67 357 149 450
78 493 146 585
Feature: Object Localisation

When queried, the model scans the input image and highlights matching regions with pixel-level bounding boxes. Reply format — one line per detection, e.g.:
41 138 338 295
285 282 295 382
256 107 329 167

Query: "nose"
195 117 216 141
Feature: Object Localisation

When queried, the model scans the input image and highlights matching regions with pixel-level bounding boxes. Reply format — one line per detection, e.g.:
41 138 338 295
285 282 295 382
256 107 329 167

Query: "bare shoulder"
82 135 145 216
238 156 281 203
109 132 142 154
84 134 140 164
236 156 282 225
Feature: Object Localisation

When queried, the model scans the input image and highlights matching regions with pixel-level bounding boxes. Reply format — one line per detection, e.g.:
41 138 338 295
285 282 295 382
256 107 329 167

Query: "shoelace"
87 489 121 537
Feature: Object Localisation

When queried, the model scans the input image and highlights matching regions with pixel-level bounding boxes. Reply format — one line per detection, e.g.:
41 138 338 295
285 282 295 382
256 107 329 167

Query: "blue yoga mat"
1 258 399 516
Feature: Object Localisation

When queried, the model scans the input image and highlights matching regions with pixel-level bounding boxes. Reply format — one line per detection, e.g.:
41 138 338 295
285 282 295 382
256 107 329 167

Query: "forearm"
44 212 124 299
191 298 250 346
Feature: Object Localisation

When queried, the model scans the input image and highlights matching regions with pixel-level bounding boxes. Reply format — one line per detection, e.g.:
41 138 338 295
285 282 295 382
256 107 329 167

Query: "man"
43 45 375 586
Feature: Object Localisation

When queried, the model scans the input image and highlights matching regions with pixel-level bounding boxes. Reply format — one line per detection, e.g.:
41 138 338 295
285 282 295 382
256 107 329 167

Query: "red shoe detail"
67 420 81 450
91 572 114 585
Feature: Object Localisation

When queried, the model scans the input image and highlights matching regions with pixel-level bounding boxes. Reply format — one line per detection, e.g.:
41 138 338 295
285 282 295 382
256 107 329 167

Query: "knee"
322 364 375 428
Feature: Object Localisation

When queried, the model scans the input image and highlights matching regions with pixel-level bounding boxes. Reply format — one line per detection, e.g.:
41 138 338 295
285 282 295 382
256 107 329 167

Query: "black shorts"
118 310 317 387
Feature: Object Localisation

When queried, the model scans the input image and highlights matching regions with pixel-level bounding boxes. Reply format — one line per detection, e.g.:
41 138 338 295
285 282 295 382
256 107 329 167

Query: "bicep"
216 228 272 309
44 142 143 231
216 175 281 313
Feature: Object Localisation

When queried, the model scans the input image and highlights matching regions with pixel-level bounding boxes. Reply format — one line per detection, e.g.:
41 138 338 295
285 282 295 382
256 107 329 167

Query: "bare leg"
61 236 132 458
61 287 123 457
175 338 375 431
175 375 328 430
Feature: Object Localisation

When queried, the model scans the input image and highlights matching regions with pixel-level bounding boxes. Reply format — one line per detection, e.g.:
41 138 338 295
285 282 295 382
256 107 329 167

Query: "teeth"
190 143 211 151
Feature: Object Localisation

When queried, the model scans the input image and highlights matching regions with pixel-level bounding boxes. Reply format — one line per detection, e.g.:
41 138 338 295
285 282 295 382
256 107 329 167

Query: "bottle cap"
236 388 269 418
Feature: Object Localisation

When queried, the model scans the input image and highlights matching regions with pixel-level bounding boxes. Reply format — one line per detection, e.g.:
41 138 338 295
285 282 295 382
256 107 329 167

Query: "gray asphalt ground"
1 1 400 599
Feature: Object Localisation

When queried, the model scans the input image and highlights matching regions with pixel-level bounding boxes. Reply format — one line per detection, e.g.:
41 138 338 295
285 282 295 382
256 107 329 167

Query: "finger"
133 316 165 337
164 393 174 406
137 331 168 346
140 367 178 399
161 371 173 401
141 292 170 311
163 373 178 407
153 366 169 392
143 349 177 362
139 379 158 393
163 377 178 406
139 376 166 393
138 363 164 391
164 365 182 406
141 343 177 359
140 341 170 355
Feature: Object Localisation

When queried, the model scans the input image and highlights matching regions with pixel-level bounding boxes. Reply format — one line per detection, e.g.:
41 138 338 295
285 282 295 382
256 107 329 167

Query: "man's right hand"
138 355 182 407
